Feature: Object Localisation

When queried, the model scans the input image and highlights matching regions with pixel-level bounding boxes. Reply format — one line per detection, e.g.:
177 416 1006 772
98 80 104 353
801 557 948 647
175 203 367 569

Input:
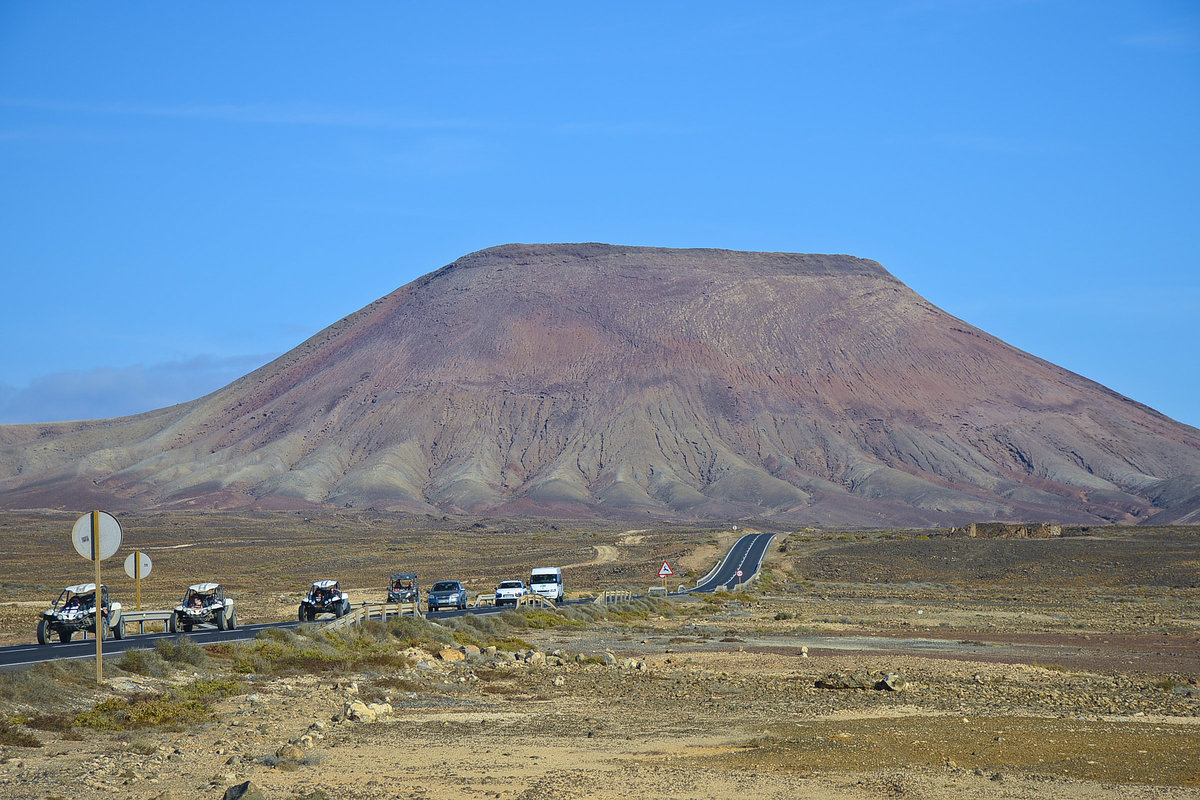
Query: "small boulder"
222 783 267 800
439 648 466 663
344 700 377 723
461 644 482 659
527 651 546 666
276 743 305 761
881 672 907 691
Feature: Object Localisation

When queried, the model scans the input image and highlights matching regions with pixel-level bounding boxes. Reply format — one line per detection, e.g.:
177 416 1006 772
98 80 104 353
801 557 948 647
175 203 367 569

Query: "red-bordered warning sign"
658 560 674 578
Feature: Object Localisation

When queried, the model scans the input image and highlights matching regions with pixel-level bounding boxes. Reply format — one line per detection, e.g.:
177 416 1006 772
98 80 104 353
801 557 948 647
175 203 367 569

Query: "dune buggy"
387 573 419 604
37 583 125 644
299 579 351 621
170 583 236 632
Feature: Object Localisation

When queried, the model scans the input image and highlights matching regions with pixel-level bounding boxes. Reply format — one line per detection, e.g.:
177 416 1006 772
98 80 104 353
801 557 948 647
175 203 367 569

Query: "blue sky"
1 1 1198 428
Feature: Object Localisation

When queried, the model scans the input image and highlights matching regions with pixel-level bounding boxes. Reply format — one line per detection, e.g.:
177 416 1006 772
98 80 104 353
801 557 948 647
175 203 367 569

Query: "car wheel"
214 608 227 631
305 607 315 622
183 621 193 633
298 605 307 622
168 615 177 634
112 618 125 640
37 618 49 645
227 609 236 629
59 629 72 643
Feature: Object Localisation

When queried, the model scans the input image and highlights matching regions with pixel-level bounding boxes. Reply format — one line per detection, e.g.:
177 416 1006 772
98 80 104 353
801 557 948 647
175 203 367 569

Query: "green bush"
119 647 169 677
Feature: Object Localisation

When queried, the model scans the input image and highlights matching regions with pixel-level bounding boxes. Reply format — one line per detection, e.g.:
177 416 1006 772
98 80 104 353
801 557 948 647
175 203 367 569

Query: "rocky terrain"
1 244 1197 525
0 518 1197 799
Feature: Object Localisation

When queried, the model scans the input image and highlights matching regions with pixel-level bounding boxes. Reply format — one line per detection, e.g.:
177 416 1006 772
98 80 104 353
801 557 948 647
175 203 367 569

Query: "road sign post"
735 568 744 588
71 511 122 685
658 560 674 595
124 551 152 610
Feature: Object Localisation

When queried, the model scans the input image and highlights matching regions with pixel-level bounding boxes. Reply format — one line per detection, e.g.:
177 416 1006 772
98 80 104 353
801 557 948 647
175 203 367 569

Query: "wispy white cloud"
0 353 277 425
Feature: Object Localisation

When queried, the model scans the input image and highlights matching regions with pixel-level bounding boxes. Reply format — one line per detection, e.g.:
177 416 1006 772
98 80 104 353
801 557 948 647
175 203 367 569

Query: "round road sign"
735 569 744 578
71 511 122 561
124 551 152 579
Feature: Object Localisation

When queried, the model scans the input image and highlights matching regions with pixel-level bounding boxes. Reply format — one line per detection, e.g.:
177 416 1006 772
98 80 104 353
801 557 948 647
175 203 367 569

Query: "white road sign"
658 561 674 578
71 511 122 561
124 551 152 579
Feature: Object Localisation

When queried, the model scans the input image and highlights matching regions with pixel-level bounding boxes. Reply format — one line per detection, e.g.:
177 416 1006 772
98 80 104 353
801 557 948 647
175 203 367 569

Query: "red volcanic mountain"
2 243 1198 526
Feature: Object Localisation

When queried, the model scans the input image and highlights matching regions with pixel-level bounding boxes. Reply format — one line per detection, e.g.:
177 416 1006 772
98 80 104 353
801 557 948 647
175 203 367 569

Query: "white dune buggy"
170 583 237 632
37 583 125 644
298 579 351 621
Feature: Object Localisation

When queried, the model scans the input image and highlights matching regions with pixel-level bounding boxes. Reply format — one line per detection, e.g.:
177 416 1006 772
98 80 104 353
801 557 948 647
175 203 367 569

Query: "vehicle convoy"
299 579 351 621
387 573 419 605
529 567 564 602
171 583 236 632
427 580 467 612
37 583 124 644
494 579 528 606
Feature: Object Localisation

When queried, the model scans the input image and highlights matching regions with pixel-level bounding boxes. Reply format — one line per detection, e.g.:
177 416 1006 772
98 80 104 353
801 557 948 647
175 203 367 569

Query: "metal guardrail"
122 610 173 635
473 594 496 607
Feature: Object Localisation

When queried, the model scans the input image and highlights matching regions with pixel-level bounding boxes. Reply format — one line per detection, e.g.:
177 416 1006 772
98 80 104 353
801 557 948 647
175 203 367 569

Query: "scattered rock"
552 675 565 687
344 700 377 723
276 743 305 761
461 644 482 659
881 672 907 691
527 651 546 666
602 651 617 666
815 670 876 690
223 782 266 800
439 648 466 663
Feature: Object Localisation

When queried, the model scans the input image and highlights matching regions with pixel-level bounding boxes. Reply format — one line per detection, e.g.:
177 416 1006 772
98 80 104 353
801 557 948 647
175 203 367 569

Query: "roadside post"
124 550 152 610
71 511 122 684
658 560 674 595
735 568 744 589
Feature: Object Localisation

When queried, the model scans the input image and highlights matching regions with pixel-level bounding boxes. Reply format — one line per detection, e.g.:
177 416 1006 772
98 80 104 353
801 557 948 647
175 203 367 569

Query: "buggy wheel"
227 609 236 629
37 618 49 645
182 621 193 633
298 605 308 622
305 607 315 622
59 629 72 643
168 614 177 634
214 608 226 631
112 617 125 640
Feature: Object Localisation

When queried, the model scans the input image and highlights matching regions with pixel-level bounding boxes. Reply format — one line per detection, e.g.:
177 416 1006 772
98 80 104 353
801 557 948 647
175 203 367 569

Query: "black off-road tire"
214 608 226 631
59 629 72 643
168 614 177 634
112 618 125 640
227 609 236 629
37 618 49 645
298 605 308 622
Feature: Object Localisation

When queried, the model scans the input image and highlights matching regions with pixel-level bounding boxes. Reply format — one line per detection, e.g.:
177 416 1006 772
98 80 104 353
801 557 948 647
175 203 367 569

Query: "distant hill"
2 243 1198 526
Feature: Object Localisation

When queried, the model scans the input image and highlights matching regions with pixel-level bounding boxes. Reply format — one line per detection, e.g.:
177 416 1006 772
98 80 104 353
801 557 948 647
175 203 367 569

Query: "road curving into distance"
690 531 776 593
0 532 776 671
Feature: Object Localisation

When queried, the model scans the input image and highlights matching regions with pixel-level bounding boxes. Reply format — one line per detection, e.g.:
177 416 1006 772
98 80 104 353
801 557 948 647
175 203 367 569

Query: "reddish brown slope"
1 243 1197 525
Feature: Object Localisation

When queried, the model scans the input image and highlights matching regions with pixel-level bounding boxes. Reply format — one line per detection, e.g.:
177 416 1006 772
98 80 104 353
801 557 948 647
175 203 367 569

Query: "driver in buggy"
189 593 205 608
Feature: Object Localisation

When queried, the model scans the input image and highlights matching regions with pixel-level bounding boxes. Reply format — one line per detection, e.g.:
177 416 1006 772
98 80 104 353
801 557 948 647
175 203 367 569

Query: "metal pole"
135 550 141 610
92 510 103 685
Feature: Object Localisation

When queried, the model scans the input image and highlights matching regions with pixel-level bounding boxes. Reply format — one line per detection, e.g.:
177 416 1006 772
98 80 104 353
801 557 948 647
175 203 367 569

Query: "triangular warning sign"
658 560 674 578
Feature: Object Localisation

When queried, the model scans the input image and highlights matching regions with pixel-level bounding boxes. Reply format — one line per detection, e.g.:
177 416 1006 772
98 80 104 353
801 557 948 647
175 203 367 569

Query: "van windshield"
530 575 558 585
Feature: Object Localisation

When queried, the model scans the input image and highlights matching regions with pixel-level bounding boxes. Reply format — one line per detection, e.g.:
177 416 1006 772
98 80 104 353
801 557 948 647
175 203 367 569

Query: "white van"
529 567 564 602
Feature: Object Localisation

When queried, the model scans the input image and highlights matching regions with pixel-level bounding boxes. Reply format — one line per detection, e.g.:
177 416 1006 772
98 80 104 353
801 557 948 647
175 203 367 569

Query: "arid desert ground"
0 512 1197 799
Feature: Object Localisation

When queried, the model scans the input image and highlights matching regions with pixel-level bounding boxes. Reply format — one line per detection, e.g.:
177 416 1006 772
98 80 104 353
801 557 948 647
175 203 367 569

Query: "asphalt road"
0 534 775 671
691 531 776 593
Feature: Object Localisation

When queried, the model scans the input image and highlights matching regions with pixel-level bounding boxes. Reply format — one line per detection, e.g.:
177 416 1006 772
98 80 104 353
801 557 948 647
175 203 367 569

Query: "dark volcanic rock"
1 243 1198 524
